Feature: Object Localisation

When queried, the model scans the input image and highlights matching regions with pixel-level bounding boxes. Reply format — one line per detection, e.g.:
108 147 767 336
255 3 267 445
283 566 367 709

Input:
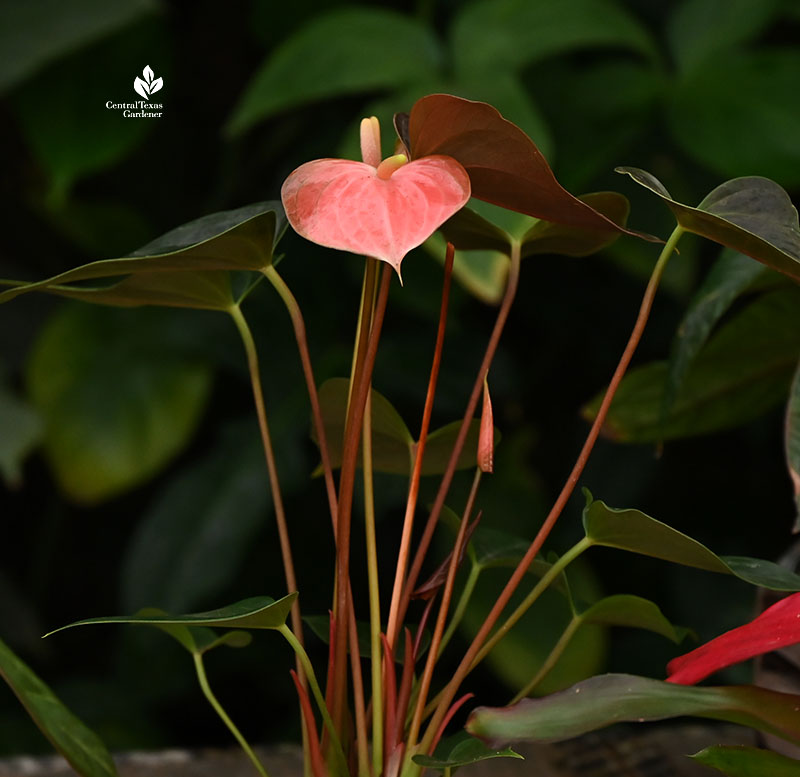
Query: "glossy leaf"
0 637 117 777
226 8 441 135
413 732 521 770
667 592 800 685
312 378 492 476
668 50 800 188
132 611 252 656
120 422 270 613
662 249 768 423
691 745 800 776
583 492 800 591
26 305 212 503
408 94 642 239
617 168 800 282
0 202 285 305
583 287 800 442
281 156 470 275
467 673 800 746
666 0 783 74
578 595 688 644
46 594 298 638
787 362 800 529
0 384 42 487
0 0 156 93
450 0 656 76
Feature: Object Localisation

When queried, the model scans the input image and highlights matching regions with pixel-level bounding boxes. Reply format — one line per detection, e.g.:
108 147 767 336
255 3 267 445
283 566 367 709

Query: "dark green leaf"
786 362 800 530
0 637 118 777
467 674 800 746
451 0 657 76
616 168 800 282
132 612 252 656
0 0 156 93
226 8 441 135
10 18 166 199
667 0 784 74
413 732 521 770
582 492 800 590
578 595 688 643
583 288 800 442
120 422 270 613
26 305 212 504
0 202 285 305
691 745 800 776
668 50 800 187
312 378 492 476
438 207 512 254
662 249 768 423
0 384 42 487
45 594 298 638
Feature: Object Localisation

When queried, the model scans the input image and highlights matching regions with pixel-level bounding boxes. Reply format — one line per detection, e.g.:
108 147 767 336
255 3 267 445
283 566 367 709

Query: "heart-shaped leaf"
667 591 800 685
281 156 470 274
616 168 800 283
577 595 688 644
45 594 298 638
691 745 800 776
787 362 800 530
662 249 769 423
413 732 521 770
407 94 645 239
583 491 800 591
0 202 285 306
312 378 493 475
0 637 117 777
583 287 800 442
467 673 800 747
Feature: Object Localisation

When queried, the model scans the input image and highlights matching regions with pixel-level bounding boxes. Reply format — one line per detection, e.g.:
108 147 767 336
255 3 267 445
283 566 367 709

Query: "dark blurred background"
1 0 799 757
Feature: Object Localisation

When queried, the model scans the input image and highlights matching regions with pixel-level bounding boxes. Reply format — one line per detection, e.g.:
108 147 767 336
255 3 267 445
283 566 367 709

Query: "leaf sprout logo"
134 66 163 101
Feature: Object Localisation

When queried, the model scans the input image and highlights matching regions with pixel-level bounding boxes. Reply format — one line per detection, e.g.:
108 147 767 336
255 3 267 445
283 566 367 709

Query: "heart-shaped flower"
281 121 470 276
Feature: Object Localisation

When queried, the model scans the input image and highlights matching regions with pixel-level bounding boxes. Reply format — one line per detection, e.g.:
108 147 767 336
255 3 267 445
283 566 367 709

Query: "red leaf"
407 94 652 240
281 156 470 275
667 591 800 685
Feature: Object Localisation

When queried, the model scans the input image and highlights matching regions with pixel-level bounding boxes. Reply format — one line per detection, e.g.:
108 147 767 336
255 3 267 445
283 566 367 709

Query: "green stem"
510 613 582 704
438 563 480 659
229 305 303 648
279 624 349 776
262 265 339 524
192 651 269 777
420 226 684 753
363 389 383 777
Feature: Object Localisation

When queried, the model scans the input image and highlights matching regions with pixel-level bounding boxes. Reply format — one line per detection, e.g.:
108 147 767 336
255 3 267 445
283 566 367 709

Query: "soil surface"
0 724 760 777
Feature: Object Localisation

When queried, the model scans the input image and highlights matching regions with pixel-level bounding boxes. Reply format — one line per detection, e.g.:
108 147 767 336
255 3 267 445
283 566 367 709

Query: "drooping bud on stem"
360 116 382 168
478 377 494 473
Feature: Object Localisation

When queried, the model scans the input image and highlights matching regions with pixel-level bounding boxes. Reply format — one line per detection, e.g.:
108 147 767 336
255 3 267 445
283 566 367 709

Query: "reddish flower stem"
418 226 684 755
332 267 393 737
398 240 522 633
385 243 456 651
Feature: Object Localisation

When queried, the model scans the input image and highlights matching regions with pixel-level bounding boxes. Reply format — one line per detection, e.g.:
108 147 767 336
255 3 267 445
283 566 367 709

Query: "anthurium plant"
3 93 800 777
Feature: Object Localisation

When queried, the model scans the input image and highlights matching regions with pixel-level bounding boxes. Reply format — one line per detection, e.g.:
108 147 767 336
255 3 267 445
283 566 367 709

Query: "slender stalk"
332 267 393 736
386 243 455 651
510 614 581 704
279 624 349 776
437 563 480 658
363 388 383 776
193 652 269 777
419 226 684 753
405 467 479 756
229 305 303 648
398 240 522 633
263 265 338 522
348 602 370 777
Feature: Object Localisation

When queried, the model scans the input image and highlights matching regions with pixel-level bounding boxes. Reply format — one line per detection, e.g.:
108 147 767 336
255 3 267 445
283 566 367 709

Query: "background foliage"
1 0 799 757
